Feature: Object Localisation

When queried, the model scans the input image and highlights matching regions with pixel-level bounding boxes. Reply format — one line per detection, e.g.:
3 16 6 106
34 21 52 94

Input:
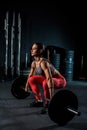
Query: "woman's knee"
62 78 67 88
28 76 35 84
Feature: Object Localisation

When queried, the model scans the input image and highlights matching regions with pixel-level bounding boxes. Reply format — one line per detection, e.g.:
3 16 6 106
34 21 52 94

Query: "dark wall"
22 4 80 48
20 3 81 63
0 2 84 80
0 2 81 61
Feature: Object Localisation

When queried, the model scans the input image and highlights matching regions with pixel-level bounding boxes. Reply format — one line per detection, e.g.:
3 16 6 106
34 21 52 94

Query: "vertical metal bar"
4 12 9 78
17 13 21 76
25 53 28 68
11 12 15 78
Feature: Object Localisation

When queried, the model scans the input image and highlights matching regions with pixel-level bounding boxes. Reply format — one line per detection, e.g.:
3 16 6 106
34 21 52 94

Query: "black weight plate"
48 89 78 126
11 76 30 99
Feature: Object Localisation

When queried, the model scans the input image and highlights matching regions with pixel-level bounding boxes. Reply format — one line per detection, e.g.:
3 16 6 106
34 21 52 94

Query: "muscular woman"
25 42 66 114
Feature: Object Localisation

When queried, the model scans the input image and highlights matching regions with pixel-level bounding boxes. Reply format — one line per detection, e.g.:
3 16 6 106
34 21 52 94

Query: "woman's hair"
33 42 45 51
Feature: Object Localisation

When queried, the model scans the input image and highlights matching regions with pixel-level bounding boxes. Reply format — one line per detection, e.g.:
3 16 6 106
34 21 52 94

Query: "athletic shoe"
29 100 43 107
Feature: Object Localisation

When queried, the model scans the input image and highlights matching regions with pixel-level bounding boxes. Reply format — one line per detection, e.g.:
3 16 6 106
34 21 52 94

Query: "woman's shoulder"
40 58 49 67
41 57 50 63
31 60 35 64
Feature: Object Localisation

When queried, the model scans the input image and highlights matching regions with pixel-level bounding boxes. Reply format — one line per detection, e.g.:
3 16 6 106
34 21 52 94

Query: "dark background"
0 1 86 80
0 1 82 49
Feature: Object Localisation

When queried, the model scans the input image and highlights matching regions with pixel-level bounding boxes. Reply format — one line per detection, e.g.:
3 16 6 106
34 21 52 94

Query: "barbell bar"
11 75 81 126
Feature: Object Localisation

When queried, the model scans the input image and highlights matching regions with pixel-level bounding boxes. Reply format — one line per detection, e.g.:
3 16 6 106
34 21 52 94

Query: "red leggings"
28 75 66 104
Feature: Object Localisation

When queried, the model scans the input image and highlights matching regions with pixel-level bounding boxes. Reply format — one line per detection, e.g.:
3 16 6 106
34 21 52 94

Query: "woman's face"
31 44 40 56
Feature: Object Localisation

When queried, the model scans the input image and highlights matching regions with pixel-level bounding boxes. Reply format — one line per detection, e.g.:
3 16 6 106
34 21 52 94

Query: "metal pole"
25 53 28 68
11 12 15 78
4 12 9 78
17 13 21 76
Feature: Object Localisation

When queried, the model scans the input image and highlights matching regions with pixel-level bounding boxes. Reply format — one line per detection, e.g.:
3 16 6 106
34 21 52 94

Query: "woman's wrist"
48 87 53 89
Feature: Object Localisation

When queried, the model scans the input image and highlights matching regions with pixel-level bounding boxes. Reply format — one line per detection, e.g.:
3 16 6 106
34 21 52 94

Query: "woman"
25 42 66 113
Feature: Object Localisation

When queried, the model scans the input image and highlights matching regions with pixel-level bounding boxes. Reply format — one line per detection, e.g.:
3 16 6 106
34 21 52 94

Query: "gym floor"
0 79 87 130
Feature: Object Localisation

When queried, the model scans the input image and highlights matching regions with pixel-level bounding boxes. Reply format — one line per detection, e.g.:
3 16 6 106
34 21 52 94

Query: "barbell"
11 76 81 126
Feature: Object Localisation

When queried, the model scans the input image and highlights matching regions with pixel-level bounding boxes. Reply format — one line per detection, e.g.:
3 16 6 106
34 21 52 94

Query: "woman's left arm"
41 61 54 99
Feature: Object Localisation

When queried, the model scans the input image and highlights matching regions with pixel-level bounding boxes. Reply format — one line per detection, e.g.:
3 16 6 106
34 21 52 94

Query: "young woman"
25 42 66 113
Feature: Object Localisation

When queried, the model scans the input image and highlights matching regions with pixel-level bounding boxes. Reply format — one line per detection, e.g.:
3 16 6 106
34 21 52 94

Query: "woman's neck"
34 56 41 62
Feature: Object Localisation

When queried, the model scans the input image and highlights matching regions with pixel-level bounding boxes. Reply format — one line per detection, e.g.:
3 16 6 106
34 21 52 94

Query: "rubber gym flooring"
0 80 87 130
